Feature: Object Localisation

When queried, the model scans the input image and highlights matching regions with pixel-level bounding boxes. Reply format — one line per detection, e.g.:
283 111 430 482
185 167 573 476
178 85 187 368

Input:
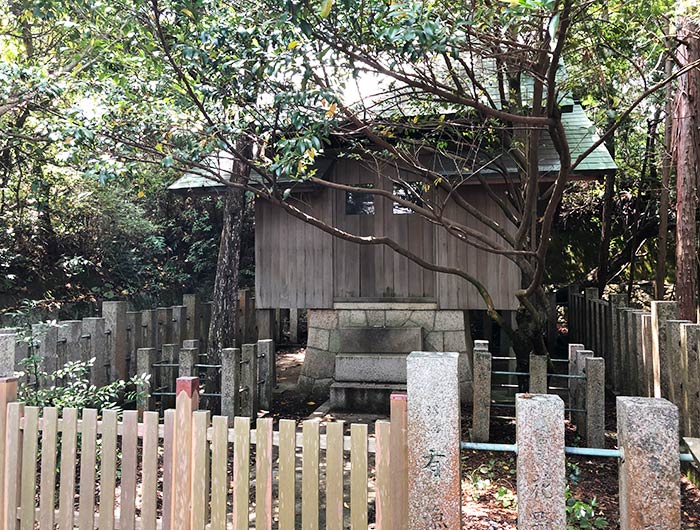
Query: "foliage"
17 353 149 412
565 488 609 529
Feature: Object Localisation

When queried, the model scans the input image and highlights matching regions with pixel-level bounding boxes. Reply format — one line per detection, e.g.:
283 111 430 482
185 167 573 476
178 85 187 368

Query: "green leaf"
320 0 333 19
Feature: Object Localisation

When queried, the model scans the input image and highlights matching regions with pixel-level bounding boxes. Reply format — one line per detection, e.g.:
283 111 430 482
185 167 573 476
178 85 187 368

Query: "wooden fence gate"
0 376 407 530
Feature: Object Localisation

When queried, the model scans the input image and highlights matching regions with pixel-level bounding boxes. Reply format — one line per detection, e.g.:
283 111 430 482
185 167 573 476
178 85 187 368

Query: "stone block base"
330 382 406 413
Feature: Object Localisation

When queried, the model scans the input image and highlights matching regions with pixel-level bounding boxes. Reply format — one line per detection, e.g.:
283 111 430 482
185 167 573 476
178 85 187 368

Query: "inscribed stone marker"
472 344 491 442
406 351 461 530
529 353 547 394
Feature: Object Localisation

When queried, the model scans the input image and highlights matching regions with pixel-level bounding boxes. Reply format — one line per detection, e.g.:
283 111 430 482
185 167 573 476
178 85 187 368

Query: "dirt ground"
274 347 700 529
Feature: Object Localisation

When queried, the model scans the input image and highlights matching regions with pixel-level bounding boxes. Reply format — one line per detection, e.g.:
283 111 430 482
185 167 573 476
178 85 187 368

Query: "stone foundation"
298 303 473 403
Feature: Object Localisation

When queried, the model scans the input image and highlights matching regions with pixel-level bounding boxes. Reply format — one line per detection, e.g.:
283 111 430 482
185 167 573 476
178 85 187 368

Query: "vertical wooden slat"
350 424 368 530
4 402 23 530
39 407 58 530
172 379 199 530
191 411 211 530
99 409 118 530
325 422 344 530
233 417 250 530
120 410 138 530
58 408 78 530
78 409 98 530
19 406 39 530
389 394 408 529
0 377 18 530
255 418 273 530
278 419 296 530
210 416 229 530
162 409 175 530
301 420 320 530
375 421 391 530
141 411 159 530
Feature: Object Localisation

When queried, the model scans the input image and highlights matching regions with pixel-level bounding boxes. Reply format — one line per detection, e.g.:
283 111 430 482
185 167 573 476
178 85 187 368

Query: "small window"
345 184 375 215
393 182 424 214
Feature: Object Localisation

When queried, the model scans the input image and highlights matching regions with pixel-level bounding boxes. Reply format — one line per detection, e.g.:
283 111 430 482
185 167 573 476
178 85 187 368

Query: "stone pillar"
516 393 565 530
221 347 241 421
631 311 645 396
103 301 128 381
679 323 700 437
665 320 691 409
179 345 197 378
609 294 628 392
257 309 275 341
0 334 16 377
171 306 187 349
529 353 547 394
573 349 593 434
406 351 461 530
82 317 108 387
471 342 491 442
289 308 299 344
140 309 157 349
641 313 653 397
162 344 180 399
156 307 173 351
567 343 584 421
585 356 605 448
617 397 680 530
240 343 258 417
32 323 58 377
126 311 142 377
650 301 678 400
257 339 275 410
619 308 636 395
584 287 598 348
183 294 200 341
137 347 156 410
57 320 82 365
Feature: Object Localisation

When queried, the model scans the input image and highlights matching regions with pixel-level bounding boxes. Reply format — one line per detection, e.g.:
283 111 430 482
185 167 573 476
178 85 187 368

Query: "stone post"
157 307 173 350
609 294 628 392
471 342 491 442
585 356 605 448
0 334 16 377
32 323 58 378
641 313 653 397
221 347 241 421
183 294 200 341
162 344 180 403
240 343 258 417
619 308 636 395
140 309 157 349
665 320 691 409
289 308 299 344
57 320 82 364
406 351 461 530
650 301 678 400
573 349 593 435
631 311 645 396
126 311 142 377
179 345 197 378
528 353 547 394
679 323 700 437
171 306 187 349
137 347 156 410
584 287 598 348
567 343 584 421
257 309 275 341
257 339 275 410
103 301 128 381
81 317 108 387
516 393 566 530
617 397 680 530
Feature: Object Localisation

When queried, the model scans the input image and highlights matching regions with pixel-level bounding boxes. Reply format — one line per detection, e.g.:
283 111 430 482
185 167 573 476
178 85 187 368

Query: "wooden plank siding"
255 160 519 310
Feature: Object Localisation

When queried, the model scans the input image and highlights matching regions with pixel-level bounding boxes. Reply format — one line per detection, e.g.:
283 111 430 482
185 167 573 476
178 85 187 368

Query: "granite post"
471 340 491 442
183 294 200 341
665 320 691 409
221 347 241 421
156 307 173 351
650 301 678 400
679 323 700 437
574 349 594 435
179 345 197 378
584 287 599 348
171 305 187 349
406 351 461 530
608 294 628 392
641 313 653 397
529 353 548 394
516 393 566 530
32 323 58 377
136 347 156 410
240 343 258 417
568 343 584 421
161 343 180 402
631 311 645 396
103 301 128 381
585 356 605 448
140 309 157 349
57 320 82 364
0 333 16 377
257 339 275 410
617 397 680 530
81 317 108 387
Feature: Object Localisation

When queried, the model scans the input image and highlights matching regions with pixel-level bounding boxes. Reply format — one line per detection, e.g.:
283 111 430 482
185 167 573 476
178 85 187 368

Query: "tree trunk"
207 158 248 361
674 17 700 321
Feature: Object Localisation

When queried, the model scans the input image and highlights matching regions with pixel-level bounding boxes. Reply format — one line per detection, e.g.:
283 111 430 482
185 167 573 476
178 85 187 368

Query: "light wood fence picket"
0 378 404 530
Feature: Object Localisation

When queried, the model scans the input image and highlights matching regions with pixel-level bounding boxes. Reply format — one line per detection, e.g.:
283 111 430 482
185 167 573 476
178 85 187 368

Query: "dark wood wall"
255 160 519 310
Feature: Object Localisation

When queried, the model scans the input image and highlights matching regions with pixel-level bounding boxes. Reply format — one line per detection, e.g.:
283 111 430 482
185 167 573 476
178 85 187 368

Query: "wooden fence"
569 288 700 439
0 376 405 530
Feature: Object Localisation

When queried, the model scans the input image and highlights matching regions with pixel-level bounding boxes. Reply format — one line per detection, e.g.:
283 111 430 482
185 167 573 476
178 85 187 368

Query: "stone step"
334 353 407 383
330 382 406 413
338 326 422 354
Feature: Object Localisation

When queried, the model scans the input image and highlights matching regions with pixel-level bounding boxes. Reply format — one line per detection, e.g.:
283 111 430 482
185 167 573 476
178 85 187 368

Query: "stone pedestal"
472 344 491 442
516 393 565 530
617 397 680 530
407 351 461 530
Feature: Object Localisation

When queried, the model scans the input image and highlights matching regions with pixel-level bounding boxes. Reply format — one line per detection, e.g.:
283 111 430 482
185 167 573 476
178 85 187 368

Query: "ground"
273 347 700 530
